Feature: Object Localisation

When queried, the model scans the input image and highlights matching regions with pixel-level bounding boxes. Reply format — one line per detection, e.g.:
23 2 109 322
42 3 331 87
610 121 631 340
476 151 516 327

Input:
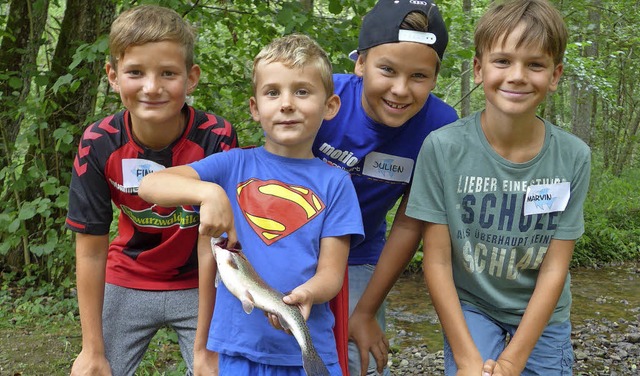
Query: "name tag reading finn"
524 182 571 216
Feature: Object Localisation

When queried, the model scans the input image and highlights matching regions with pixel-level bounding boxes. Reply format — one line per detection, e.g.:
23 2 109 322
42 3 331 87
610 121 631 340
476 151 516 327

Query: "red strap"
330 267 350 376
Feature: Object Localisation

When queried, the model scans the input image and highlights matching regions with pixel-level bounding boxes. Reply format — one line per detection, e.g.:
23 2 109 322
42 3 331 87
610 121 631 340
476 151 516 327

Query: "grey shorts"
102 283 198 376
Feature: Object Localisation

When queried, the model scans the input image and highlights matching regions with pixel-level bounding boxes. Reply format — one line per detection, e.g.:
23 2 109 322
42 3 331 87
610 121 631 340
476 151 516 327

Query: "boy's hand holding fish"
210 237 331 375
267 286 314 333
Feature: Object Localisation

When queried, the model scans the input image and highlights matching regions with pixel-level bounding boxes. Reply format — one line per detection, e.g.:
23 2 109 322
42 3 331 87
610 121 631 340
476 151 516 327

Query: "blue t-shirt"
190 147 364 367
313 73 458 265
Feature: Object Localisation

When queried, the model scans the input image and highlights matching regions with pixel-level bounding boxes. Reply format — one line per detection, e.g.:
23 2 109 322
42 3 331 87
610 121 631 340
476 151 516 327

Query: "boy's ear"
105 62 119 92
549 63 564 92
472 56 483 85
249 96 261 122
187 64 201 94
354 55 366 77
323 94 341 121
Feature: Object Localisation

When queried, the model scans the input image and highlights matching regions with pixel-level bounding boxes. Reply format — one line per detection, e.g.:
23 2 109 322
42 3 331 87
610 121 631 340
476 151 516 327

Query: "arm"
483 239 575 376
70 233 112 376
138 165 237 244
349 195 423 375
279 235 350 320
193 234 219 376
423 222 483 376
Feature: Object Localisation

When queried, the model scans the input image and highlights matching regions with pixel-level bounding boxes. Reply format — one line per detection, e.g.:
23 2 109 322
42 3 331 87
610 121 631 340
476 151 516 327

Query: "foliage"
0 0 639 286
573 158 640 266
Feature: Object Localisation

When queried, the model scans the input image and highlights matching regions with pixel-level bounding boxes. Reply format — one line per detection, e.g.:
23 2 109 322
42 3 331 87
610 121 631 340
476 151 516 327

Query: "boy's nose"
390 77 409 96
143 76 162 94
508 64 526 82
280 94 294 112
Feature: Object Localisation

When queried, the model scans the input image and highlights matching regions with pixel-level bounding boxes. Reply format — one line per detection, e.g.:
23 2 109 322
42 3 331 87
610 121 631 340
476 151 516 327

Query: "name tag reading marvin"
122 159 165 189
524 182 571 216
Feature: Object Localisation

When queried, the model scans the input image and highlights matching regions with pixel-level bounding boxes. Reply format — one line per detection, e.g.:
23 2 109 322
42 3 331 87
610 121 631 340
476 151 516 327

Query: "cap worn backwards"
349 0 448 61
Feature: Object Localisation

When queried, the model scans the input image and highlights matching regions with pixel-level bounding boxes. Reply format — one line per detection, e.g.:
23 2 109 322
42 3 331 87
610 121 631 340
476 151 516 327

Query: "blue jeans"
443 303 573 376
348 264 391 376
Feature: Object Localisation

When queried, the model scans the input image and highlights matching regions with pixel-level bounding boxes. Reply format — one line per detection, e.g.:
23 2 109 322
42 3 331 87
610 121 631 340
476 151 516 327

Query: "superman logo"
236 178 325 245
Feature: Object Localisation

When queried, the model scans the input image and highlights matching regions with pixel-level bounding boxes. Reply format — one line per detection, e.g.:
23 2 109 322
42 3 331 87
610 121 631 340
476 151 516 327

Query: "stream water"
385 262 640 354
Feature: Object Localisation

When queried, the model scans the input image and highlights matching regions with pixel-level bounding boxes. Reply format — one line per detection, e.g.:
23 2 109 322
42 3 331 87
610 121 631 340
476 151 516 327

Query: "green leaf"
8 218 21 233
51 74 74 94
329 0 344 14
8 77 22 89
18 204 37 221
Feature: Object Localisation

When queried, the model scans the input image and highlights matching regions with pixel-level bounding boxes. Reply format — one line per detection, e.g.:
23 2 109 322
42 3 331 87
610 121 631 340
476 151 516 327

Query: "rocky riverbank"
387 312 640 375
384 265 640 375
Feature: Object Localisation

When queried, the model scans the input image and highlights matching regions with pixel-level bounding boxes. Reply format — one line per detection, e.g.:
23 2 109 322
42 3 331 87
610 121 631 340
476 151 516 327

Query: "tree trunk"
0 0 50 273
34 0 117 177
570 0 600 145
460 0 472 117
13 0 116 274
300 0 313 12
0 0 49 173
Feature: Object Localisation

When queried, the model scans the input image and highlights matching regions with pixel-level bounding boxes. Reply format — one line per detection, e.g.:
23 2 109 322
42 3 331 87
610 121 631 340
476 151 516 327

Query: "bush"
573 165 640 266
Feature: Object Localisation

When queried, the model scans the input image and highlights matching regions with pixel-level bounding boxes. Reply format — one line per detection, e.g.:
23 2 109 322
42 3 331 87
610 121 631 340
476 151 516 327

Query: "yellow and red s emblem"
236 178 325 245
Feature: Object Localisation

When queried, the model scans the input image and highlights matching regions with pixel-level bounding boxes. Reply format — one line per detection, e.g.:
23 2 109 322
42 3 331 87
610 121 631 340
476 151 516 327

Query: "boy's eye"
126 70 143 76
412 73 428 80
493 59 509 67
380 66 394 74
295 88 310 96
265 89 279 97
162 71 176 77
528 62 546 71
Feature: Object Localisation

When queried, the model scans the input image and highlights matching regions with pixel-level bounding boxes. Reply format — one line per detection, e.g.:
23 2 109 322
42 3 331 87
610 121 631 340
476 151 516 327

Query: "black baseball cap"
349 0 448 61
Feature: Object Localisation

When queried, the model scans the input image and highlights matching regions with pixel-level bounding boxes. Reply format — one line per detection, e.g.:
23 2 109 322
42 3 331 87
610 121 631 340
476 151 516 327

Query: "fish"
210 237 330 376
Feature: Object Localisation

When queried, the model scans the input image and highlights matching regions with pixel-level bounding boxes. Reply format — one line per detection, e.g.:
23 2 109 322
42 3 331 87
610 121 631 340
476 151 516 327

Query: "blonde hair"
251 34 334 98
108 5 196 70
474 0 568 65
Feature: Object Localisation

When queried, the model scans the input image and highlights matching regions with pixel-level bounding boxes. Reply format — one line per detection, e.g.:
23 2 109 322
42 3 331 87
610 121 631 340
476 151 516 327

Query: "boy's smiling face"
474 23 563 120
250 61 340 158
355 42 439 128
106 40 199 130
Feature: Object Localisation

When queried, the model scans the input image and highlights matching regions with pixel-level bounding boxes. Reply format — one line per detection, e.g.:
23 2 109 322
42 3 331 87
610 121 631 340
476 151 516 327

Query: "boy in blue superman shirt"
140 34 364 375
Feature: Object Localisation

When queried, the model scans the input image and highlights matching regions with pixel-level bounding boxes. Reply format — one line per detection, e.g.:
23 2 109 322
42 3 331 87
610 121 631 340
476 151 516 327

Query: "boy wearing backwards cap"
312 0 458 375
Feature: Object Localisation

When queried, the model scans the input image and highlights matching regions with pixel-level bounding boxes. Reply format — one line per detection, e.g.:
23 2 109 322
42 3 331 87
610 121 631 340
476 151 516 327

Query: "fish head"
210 237 242 255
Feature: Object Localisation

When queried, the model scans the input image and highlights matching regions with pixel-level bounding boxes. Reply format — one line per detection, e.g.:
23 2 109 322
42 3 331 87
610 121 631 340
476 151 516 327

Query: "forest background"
0 0 639 372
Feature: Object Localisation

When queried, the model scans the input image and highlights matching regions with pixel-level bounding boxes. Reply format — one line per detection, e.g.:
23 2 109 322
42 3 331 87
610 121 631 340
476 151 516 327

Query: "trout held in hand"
210 237 330 376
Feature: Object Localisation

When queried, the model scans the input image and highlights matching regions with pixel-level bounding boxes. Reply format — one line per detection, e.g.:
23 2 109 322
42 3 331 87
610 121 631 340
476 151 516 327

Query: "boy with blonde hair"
67 5 237 376
139 34 364 376
407 0 591 375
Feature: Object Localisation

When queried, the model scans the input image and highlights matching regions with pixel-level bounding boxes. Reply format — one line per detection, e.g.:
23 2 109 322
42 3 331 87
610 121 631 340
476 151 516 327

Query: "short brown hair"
252 34 334 99
474 0 568 65
108 5 196 70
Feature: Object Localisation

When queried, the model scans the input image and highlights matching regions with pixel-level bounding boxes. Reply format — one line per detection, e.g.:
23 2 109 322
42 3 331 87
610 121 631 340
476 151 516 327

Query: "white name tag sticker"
524 182 570 216
362 151 414 183
122 159 165 189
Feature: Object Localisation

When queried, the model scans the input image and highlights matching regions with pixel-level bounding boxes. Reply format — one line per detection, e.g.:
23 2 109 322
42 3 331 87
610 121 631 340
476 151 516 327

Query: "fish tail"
302 348 330 376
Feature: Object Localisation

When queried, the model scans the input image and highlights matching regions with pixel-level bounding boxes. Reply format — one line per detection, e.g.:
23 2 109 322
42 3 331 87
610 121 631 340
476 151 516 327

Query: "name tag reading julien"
362 151 414 183
122 159 165 189
524 182 570 216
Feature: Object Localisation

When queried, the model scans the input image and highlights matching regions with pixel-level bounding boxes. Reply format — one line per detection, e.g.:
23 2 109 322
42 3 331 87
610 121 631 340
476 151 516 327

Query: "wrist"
455 351 483 370
497 350 527 372
350 306 377 320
